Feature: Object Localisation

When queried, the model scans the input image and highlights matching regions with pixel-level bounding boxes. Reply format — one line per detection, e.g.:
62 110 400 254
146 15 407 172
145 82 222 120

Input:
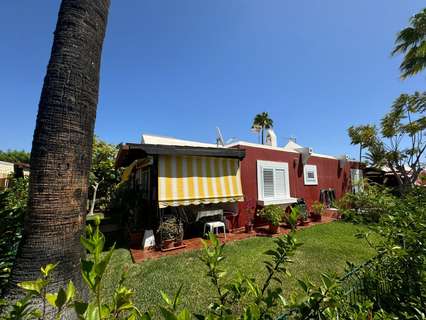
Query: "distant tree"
251 112 273 144
4 0 110 313
348 92 426 190
347 124 377 162
0 150 30 164
392 8 426 79
88 136 120 215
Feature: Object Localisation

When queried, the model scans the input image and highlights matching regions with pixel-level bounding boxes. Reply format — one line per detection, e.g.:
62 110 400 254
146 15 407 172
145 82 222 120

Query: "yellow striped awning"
158 155 244 208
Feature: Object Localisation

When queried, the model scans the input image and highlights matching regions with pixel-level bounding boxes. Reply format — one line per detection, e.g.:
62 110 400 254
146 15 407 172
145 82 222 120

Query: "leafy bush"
311 201 325 216
257 205 283 226
285 206 300 231
336 184 397 223
353 186 426 317
0 177 28 293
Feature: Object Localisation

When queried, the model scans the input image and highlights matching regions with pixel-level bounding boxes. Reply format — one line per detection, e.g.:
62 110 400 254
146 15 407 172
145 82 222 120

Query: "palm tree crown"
252 112 273 144
392 8 426 79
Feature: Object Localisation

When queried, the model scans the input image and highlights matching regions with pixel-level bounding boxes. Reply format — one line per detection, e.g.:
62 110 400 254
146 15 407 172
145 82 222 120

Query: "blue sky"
0 1 424 159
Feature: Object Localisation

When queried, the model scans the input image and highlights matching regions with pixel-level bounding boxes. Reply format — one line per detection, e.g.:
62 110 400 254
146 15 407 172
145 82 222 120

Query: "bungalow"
0 161 29 190
115 132 362 248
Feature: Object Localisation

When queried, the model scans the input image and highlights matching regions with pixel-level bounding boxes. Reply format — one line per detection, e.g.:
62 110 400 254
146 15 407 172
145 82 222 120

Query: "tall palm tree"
251 112 273 144
4 0 110 311
392 8 426 79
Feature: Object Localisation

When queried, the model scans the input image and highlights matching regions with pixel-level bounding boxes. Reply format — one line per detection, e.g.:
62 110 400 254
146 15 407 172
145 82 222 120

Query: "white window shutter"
263 168 274 198
275 168 286 197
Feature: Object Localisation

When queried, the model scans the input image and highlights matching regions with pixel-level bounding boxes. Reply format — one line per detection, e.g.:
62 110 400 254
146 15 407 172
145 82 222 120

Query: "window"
304 165 318 185
351 169 363 193
257 160 294 205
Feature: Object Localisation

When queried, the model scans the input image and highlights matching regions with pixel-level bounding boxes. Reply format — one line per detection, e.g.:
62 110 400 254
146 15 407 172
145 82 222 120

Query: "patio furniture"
204 221 226 239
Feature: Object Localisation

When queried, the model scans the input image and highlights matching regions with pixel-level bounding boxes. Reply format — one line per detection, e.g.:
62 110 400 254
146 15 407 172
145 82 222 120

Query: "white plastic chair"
204 221 226 239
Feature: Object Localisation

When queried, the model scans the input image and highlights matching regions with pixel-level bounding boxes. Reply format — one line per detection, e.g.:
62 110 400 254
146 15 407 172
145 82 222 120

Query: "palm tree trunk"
4 0 110 314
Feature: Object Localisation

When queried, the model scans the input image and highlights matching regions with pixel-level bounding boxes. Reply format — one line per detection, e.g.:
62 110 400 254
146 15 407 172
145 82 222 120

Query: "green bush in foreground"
0 177 28 292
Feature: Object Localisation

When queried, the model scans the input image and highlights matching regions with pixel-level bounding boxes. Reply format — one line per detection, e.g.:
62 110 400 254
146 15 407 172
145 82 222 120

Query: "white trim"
304 164 318 185
258 197 298 206
257 160 291 203
225 141 346 160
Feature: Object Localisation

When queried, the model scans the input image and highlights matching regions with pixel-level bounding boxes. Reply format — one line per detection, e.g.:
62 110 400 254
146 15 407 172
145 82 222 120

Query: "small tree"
348 124 377 162
88 136 120 215
348 92 426 190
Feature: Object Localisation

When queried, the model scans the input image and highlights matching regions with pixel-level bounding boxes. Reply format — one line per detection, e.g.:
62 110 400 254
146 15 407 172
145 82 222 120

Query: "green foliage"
336 184 397 224
310 201 325 216
392 8 426 79
0 177 28 292
1 216 146 320
251 112 273 144
352 186 426 318
348 125 377 149
285 206 300 231
2 205 423 319
0 150 30 164
197 232 301 319
347 92 426 189
90 136 121 213
257 205 283 226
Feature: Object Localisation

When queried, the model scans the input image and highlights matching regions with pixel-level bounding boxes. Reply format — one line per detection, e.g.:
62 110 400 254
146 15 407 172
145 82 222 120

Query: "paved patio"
130 211 339 263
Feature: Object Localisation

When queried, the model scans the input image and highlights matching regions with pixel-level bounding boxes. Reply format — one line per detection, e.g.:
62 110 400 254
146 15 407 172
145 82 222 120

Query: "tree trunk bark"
4 0 110 316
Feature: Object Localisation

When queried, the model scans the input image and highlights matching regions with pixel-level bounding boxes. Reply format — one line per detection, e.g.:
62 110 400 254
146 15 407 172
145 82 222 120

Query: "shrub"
336 184 397 223
0 177 28 293
257 205 283 226
285 206 300 230
311 201 325 215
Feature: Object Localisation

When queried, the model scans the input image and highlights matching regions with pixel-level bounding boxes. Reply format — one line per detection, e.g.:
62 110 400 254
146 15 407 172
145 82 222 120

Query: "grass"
102 222 377 315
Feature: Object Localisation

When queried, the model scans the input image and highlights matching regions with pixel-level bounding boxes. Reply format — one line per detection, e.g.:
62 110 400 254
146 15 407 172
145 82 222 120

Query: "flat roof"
116 143 246 168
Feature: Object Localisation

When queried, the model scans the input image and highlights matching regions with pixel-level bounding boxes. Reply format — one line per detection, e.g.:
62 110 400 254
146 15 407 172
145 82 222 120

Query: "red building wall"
235 145 360 228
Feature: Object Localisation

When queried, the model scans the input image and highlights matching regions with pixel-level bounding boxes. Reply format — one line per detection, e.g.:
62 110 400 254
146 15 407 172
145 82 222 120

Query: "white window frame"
257 160 296 205
304 164 318 185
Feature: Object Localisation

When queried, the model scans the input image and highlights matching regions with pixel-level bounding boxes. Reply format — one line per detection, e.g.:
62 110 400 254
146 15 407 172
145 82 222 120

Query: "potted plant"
297 204 309 226
311 201 325 222
285 206 300 231
174 222 184 247
257 205 283 234
157 217 180 249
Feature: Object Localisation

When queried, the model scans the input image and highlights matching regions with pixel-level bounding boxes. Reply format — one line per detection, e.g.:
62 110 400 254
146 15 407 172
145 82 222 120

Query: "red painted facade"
234 144 360 228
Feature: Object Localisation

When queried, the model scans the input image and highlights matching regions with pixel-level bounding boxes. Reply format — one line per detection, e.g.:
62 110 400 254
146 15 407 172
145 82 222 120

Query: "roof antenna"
216 127 225 147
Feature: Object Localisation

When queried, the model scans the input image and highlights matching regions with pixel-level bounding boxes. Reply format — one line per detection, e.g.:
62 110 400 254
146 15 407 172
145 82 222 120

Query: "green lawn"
102 222 376 315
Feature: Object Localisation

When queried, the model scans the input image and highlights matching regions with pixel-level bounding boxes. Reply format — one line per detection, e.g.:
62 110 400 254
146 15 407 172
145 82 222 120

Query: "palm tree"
251 112 273 144
392 8 426 79
4 0 110 312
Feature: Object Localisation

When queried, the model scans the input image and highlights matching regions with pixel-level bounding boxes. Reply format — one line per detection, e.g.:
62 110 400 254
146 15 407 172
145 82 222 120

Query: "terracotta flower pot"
162 239 174 249
310 213 322 222
269 224 279 234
